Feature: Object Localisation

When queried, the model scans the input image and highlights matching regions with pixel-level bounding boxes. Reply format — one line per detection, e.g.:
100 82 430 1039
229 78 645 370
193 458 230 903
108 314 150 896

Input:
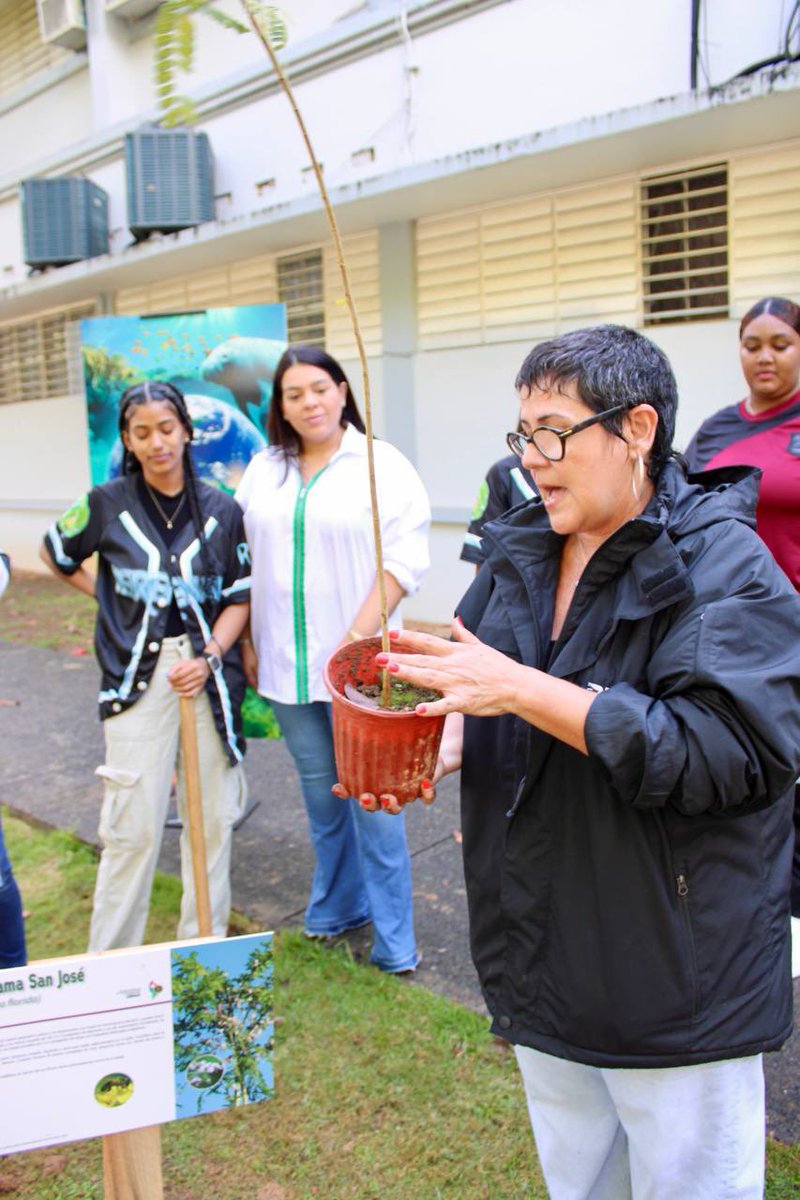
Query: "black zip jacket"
457 460 800 1068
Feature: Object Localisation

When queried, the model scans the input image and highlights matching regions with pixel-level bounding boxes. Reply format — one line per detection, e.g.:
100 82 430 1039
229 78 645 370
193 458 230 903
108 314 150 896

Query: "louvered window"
729 142 800 310
324 232 382 359
641 164 729 324
417 182 638 350
0 0 67 95
115 254 279 315
0 304 93 404
277 249 325 345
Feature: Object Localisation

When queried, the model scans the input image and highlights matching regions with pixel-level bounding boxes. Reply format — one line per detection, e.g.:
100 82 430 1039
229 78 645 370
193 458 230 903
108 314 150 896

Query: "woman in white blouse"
236 345 431 973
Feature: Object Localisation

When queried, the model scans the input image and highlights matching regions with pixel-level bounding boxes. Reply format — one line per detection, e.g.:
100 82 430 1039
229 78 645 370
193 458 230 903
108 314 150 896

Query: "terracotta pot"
323 636 446 804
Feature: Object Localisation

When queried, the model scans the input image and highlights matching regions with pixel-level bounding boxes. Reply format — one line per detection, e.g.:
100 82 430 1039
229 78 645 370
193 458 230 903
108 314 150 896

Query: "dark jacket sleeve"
461 461 515 565
585 571 800 818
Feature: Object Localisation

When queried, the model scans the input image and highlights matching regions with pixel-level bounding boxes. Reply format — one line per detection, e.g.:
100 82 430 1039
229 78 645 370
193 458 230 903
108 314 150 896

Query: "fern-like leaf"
204 6 250 35
242 2 288 50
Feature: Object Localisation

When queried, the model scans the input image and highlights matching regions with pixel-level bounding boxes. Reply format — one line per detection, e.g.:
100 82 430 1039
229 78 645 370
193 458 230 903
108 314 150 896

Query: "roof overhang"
1 61 798 323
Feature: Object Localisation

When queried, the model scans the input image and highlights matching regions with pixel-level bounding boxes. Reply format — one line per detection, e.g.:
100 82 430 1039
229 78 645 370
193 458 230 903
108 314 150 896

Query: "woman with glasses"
368 325 800 1197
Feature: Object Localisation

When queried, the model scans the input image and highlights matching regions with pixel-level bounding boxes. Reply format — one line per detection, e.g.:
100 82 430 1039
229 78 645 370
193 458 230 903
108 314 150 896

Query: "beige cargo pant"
88 635 246 951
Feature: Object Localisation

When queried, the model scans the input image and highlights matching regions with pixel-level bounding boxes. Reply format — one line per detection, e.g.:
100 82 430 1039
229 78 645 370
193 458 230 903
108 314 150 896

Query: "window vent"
0 304 94 405
277 249 325 345
35 0 86 50
641 163 729 324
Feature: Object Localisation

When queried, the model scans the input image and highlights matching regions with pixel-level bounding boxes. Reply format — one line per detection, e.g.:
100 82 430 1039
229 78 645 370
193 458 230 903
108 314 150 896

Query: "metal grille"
641 163 729 324
277 249 325 345
0 0 66 94
0 304 94 404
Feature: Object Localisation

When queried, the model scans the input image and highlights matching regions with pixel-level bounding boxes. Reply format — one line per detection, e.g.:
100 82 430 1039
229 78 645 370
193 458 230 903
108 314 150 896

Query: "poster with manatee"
80 305 287 738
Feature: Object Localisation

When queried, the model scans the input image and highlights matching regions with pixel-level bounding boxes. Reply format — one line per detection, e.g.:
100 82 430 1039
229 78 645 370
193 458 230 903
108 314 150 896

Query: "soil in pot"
344 679 441 711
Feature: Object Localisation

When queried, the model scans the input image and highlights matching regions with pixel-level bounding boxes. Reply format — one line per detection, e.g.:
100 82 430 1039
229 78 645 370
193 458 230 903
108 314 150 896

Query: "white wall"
1 68 92 180
0 392 90 570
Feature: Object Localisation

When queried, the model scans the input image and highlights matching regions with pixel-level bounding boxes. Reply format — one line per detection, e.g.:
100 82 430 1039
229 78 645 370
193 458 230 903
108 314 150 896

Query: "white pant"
514 1044 765 1200
88 636 246 951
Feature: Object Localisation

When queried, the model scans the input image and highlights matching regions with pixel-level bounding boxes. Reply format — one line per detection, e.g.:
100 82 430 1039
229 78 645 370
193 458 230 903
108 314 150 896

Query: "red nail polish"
389 629 400 639
454 615 464 627
421 779 431 790
388 662 399 673
417 704 427 714
375 653 389 664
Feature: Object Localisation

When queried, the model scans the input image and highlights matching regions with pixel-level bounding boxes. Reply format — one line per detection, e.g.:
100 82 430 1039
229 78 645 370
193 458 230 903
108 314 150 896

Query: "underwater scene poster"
80 305 287 739
81 304 287 491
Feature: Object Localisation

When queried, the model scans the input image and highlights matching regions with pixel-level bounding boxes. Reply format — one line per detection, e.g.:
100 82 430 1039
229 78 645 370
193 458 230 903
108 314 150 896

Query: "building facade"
1 0 799 619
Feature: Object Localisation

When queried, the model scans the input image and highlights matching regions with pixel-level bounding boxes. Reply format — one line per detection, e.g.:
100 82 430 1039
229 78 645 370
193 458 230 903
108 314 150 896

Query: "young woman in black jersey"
42 381 251 950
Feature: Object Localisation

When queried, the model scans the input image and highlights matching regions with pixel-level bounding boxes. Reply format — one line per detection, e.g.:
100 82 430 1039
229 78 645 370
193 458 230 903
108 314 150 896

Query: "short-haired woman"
372 325 800 1197
42 381 251 950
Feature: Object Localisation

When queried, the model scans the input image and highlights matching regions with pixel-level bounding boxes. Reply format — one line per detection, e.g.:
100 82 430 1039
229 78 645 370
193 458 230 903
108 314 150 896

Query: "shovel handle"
179 696 213 938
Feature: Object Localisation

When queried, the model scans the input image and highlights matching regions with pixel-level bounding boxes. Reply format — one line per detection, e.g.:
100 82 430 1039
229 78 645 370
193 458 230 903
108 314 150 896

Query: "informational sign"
0 933 273 1154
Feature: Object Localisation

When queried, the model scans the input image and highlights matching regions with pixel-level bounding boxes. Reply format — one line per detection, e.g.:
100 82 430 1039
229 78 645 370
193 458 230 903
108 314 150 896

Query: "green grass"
2 578 799 1195
3 815 798 1199
0 812 543 1200
0 571 96 655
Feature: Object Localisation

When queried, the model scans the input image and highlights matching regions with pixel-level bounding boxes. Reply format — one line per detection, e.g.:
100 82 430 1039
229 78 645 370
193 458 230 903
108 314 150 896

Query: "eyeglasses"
506 403 629 462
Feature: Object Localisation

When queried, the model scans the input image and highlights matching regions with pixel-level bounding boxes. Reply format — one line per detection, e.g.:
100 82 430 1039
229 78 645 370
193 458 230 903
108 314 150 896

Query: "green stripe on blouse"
292 467 328 703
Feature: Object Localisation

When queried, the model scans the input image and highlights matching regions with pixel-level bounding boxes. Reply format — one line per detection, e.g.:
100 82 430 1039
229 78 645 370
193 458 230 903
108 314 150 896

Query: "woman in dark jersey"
686 296 800 938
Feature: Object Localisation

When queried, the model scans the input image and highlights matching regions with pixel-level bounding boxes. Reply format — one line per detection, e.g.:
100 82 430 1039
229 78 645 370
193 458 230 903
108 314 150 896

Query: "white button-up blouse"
235 425 431 705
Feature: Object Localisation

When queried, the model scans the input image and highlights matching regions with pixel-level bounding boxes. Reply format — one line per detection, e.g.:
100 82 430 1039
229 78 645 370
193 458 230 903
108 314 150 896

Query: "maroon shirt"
685 390 800 590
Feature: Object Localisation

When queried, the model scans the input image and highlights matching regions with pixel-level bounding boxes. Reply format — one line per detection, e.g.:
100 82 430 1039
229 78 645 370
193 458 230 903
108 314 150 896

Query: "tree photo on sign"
171 937 275 1117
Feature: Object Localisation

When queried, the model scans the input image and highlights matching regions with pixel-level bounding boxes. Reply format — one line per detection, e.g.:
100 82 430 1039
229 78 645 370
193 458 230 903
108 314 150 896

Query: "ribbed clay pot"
323 636 446 805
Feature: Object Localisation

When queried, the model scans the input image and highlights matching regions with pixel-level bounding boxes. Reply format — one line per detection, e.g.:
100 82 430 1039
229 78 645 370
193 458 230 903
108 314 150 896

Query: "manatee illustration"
200 336 285 429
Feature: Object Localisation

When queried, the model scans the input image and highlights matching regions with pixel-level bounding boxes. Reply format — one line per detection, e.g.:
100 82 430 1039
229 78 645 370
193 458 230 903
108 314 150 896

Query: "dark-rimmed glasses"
506 403 629 462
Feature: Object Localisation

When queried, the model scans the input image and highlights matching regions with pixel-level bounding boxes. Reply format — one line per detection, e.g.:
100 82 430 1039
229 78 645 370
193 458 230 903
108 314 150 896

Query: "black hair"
118 380 210 584
739 296 800 339
514 324 678 481
267 344 366 458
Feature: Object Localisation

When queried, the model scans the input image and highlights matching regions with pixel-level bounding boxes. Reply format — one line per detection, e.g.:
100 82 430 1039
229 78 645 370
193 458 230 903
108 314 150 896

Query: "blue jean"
0 811 26 968
269 699 418 973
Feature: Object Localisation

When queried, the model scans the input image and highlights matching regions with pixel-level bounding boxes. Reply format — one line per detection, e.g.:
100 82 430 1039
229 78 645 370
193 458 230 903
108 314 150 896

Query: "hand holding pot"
334 712 464 815
376 620 525 719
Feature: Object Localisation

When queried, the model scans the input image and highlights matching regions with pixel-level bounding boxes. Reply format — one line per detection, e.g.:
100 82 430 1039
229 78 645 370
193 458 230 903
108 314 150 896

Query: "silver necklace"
144 480 187 530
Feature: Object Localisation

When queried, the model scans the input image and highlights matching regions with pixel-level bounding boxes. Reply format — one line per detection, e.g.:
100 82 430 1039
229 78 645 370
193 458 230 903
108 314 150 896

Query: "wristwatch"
202 650 221 673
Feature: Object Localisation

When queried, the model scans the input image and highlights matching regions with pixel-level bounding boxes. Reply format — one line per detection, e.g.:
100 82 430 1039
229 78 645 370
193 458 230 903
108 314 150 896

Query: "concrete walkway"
1 639 798 1143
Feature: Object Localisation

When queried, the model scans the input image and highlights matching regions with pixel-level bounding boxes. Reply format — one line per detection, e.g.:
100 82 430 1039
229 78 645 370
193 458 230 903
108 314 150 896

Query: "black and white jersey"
44 475 251 763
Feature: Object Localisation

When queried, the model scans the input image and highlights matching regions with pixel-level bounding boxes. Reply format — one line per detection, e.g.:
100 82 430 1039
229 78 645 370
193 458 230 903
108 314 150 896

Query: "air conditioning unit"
125 126 215 241
36 0 87 50
21 177 109 269
105 0 161 19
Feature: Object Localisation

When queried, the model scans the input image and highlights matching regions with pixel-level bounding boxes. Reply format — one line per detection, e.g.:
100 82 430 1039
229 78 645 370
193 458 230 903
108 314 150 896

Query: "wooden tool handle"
179 696 213 938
